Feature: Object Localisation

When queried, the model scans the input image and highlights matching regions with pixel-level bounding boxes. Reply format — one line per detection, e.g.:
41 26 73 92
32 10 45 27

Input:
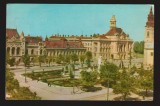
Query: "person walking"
37 77 40 82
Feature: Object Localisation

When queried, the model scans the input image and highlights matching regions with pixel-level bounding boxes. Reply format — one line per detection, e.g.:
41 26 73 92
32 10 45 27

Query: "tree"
112 69 135 101
8 57 15 67
6 68 41 100
85 51 92 67
38 55 44 67
71 53 78 64
138 69 153 98
100 62 118 87
22 54 30 82
100 62 119 100
47 56 52 66
133 41 144 54
80 69 98 89
6 68 19 92
64 55 71 64
15 60 20 69
56 54 64 64
79 54 85 68
51 55 55 65
31 55 38 66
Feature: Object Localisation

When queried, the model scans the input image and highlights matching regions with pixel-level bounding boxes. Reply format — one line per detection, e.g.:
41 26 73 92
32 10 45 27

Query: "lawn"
23 69 81 87
23 69 63 82
50 78 81 87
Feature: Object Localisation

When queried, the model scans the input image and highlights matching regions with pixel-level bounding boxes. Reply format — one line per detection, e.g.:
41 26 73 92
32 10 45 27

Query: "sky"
6 4 154 41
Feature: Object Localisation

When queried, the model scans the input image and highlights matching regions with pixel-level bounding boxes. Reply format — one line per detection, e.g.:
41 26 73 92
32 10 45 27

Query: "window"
12 47 15 55
151 52 153 56
31 49 34 55
17 47 20 55
7 47 10 54
26 49 28 55
147 31 149 38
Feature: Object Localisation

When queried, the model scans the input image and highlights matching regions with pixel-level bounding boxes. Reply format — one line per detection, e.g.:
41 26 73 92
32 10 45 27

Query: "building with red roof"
6 14 134 63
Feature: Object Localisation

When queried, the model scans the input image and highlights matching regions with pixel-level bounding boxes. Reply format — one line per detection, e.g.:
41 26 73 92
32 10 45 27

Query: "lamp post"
25 65 27 83
22 54 27 83
129 47 132 70
107 71 110 101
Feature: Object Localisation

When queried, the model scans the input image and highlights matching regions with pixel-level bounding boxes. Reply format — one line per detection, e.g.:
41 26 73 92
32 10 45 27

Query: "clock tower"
143 7 154 69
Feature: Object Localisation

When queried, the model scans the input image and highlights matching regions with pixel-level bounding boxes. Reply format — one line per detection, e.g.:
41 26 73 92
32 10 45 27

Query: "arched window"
26 49 28 55
17 47 20 55
12 47 15 55
40 49 42 55
147 31 149 38
31 49 34 55
7 47 10 54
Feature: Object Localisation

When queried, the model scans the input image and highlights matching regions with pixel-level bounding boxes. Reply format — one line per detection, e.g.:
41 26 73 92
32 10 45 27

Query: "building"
6 29 25 62
6 29 86 62
143 7 154 70
49 15 133 63
44 36 86 57
6 15 133 64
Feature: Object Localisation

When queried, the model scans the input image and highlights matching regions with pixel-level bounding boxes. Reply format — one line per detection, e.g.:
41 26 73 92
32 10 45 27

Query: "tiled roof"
105 28 127 36
25 36 42 44
6 28 19 39
95 34 108 39
44 41 84 48
50 36 62 38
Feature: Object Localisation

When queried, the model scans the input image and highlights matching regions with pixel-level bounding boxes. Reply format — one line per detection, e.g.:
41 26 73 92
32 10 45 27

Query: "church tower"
143 7 154 69
110 15 116 29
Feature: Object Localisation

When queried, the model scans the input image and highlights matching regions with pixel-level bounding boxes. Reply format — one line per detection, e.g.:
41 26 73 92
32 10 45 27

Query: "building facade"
6 29 25 62
6 29 86 62
49 15 133 62
6 15 133 63
143 7 154 69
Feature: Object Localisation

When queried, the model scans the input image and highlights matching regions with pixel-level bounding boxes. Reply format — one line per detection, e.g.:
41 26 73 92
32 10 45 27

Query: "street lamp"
107 71 110 101
22 54 27 83
129 47 132 70
25 65 27 83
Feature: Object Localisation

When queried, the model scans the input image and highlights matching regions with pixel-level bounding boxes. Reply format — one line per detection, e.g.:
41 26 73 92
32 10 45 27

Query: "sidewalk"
10 65 153 100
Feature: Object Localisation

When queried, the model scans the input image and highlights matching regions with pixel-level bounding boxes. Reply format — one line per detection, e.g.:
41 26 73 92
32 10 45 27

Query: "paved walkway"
9 64 153 100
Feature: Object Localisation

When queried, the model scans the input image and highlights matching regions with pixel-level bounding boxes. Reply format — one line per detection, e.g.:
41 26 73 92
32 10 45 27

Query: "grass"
50 78 81 87
22 69 81 87
22 69 63 81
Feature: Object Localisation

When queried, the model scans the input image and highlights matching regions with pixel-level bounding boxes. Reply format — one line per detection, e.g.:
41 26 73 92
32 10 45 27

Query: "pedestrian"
37 77 40 82
143 95 145 100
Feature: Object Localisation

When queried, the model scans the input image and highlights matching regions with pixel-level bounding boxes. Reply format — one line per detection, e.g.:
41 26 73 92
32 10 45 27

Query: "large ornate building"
6 15 133 63
6 29 86 62
49 15 133 62
143 7 154 69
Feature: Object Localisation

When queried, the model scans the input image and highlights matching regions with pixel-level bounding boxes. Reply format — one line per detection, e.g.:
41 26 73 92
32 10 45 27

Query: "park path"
10 66 115 100
9 65 152 100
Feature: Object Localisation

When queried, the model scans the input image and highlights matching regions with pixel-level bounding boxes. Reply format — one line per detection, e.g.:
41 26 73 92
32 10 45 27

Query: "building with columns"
143 7 154 70
6 15 133 63
6 29 86 62
6 29 26 62
49 15 133 62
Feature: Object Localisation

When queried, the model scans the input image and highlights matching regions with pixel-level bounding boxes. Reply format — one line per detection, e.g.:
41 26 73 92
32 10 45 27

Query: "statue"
98 56 102 73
